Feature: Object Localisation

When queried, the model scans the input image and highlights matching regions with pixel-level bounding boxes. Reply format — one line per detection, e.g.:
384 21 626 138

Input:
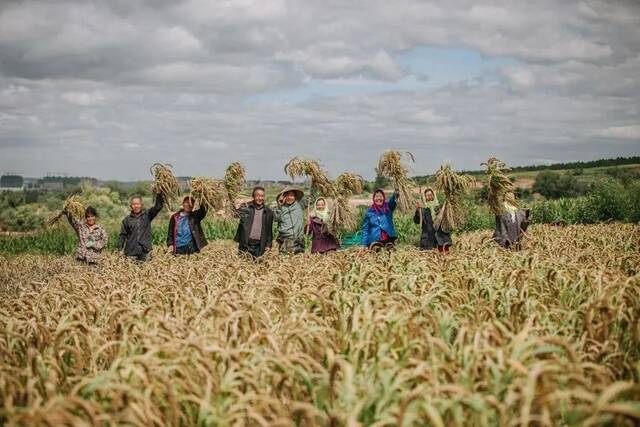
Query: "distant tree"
373 169 389 189
532 171 586 199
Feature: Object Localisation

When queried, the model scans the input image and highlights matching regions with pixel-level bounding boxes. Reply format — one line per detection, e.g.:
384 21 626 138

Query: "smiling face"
253 189 265 206
425 190 435 202
85 214 96 226
315 199 326 211
284 191 296 205
182 198 193 213
130 197 143 215
373 191 385 206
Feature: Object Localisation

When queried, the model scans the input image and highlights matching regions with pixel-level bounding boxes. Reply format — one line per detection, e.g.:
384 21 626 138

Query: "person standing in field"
493 202 530 249
414 187 452 253
273 186 306 255
167 196 208 255
306 197 340 254
361 188 399 250
234 186 274 259
117 193 164 261
65 206 108 264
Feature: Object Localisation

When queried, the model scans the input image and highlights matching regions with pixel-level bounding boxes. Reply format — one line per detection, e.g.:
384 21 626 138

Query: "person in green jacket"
273 186 306 255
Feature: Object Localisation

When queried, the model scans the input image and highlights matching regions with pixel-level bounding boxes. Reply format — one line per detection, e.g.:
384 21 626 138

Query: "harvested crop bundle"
334 173 364 197
433 164 475 231
326 195 358 236
151 163 180 207
377 150 416 213
190 177 226 211
482 157 518 215
223 162 246 206
284 157 334 197
48 195 85 225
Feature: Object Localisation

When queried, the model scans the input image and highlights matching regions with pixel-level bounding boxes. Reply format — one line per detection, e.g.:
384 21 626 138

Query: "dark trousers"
175 241 197 255
129 252 149 262
369 237 397 251
239 239 264 259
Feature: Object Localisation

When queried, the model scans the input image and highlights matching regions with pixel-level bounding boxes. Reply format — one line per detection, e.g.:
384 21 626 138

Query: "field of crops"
1 224 639 425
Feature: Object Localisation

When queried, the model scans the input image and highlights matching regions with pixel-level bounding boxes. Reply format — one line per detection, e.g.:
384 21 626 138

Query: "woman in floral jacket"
66 206 109 264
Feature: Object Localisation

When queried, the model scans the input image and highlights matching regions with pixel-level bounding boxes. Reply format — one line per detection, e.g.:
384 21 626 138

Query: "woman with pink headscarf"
360 188 399 250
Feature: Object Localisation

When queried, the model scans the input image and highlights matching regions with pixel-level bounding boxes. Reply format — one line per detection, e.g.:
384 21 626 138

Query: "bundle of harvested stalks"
482 157 518 215
48 195 85 225
284 157 334 197
326 195 358 236
190 177 227 211
334 173 364 197
151 163 180 206
223 162 246 206
433 164 475 232
377 150 416 213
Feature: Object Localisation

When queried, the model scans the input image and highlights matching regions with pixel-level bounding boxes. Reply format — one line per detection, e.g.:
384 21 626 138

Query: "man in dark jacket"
234 186 274 259
118 193 164 261
167 196 208 255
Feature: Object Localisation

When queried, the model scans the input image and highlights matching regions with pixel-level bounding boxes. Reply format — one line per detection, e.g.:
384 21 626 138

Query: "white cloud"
0 0 639 178
598 125 640 139
61 91 106 106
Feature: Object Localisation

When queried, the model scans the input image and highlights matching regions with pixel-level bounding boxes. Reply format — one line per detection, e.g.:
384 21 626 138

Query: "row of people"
63 185 528 263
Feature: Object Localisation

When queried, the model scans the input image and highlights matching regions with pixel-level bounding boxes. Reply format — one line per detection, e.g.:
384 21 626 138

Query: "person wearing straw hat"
234 186 274 259
166 196 208 255
493 201 530 249
306 197 340 254
413 187 452 253
273 186 307 254
117 193 164 262
361 188 399 250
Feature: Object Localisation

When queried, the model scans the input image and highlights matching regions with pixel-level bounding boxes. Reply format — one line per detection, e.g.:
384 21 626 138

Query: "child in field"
65 206 108 264
273 186 306 255
117 193 164 261
413 187 452 253
167 196 208 255
361 188 399 250
306 197 340 254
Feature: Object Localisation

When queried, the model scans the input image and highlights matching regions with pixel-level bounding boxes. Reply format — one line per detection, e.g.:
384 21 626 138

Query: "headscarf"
503 201 518 221
422 187 440 219
313 197 330 223
371 189 390 213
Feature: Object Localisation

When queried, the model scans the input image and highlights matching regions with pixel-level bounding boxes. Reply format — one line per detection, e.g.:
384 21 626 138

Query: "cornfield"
1 223 639 426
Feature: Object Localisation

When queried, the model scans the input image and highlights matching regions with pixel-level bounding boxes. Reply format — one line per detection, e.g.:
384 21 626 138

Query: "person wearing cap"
167 196 208 255
273 186 307 254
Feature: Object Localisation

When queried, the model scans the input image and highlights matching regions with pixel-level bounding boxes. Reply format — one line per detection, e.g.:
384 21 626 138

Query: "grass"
0 224 639 425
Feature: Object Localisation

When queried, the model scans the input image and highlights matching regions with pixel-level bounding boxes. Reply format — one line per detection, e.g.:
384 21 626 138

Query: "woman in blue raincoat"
361 188 399 250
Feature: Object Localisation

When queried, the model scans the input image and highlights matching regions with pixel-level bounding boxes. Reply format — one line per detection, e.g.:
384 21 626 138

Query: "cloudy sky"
1 0 639 180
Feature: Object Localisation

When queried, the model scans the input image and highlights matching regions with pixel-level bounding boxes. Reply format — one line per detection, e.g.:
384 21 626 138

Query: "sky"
1 0 639 181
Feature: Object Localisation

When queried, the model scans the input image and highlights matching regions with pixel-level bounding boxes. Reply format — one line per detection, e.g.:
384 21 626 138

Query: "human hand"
167 245 174 254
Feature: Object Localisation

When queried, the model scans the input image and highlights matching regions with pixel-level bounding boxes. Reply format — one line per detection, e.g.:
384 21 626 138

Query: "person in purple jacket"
306 197 340 254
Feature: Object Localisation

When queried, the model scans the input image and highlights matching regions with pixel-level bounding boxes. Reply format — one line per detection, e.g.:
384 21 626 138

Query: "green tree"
533 171 586 199
373 169 389 190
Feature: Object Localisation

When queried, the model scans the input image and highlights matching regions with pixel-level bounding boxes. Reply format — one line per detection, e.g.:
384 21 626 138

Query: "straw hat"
276 186 304 201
